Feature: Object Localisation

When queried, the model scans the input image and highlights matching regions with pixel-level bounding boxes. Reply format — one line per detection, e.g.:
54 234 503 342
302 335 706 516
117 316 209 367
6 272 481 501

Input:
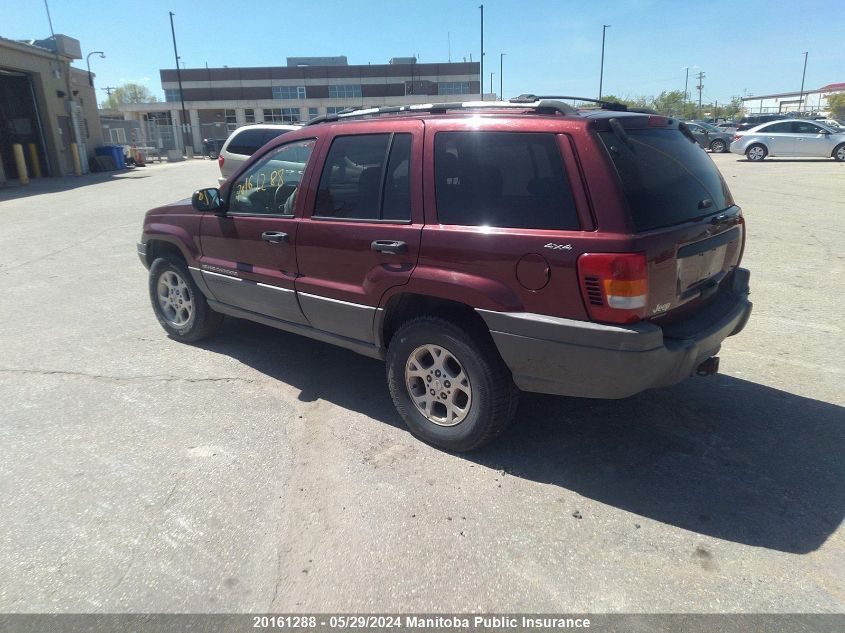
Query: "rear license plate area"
677 243 728 294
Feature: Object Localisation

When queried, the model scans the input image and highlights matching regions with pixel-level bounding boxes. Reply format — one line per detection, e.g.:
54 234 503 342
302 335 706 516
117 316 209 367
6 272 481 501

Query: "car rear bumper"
477 268 752 399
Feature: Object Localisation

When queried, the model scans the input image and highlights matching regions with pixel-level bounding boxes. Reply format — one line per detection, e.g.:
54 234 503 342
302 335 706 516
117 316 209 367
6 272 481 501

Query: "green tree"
651 90 686 117
828 93 845 119
100 83 159 109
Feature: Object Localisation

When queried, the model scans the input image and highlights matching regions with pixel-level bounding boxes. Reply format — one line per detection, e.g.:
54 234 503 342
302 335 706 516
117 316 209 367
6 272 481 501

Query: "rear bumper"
478 268 752 399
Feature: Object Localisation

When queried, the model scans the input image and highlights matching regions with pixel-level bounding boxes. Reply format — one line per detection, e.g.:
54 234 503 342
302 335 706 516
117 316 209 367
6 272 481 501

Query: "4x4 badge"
544 243 572 250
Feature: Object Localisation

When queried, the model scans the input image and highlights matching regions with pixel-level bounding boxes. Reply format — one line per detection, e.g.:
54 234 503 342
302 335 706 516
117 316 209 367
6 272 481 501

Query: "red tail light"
577 253 648 324
731 134 742 142
218 154 224 168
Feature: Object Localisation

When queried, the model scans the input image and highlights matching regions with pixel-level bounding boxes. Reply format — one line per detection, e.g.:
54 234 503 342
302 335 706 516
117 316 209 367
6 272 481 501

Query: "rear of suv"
138 97 751 451
217 123 299 184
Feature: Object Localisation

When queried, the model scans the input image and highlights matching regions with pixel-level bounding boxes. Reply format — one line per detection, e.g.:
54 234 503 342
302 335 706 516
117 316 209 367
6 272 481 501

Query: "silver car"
730 119 845 162
686 121 733 152
217 123 300 184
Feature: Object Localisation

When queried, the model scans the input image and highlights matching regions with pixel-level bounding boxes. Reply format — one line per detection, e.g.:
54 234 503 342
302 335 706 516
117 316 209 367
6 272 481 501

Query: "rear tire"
746 144 767 161
710 138 727 153
833 143 845 162
386 316 519 452
207 150 219 160
149 256 222 343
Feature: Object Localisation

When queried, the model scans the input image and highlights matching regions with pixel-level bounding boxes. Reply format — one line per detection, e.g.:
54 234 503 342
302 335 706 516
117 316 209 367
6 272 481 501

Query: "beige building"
0 34 103 181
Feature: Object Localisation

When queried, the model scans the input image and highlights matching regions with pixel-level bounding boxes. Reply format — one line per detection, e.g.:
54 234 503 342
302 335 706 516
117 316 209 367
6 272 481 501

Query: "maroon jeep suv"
138 96 752 451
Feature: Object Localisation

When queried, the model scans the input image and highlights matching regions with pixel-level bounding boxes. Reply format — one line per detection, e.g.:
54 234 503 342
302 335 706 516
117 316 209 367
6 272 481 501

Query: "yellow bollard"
70 142 82 176
12 144 29 185
27 144 42 178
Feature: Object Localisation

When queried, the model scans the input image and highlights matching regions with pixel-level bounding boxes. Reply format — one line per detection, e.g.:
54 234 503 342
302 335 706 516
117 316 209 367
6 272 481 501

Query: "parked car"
735 113 787 132
217 123 300 185
716 121 738 134
138 97 752 451
686 121 733 152
730 119 845 161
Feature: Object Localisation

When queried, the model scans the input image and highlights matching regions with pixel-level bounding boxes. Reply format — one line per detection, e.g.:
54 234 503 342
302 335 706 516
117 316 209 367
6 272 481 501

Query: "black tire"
833 143 845 162
148 256 222 343
745 143 767 161
207 150 219 160
386 316 519 452
710 138 727 153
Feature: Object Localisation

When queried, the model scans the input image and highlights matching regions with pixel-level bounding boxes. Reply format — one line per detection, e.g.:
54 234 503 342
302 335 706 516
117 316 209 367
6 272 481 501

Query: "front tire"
746 144 767 161
833 143 845 162
386 316 519 452
710 138 727 153
148 256 222 342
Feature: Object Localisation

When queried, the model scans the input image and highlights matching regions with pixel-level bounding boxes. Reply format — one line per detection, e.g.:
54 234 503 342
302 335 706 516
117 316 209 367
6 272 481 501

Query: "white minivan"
217 124 300 184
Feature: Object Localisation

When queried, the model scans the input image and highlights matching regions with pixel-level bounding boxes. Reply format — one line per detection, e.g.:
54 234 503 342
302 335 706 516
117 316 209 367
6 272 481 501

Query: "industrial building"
740 82 845 115
0 34 103 182
118 56 483 154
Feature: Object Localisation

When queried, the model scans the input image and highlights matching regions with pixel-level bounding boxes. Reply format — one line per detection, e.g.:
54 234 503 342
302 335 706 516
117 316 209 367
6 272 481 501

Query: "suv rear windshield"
599 128 734 231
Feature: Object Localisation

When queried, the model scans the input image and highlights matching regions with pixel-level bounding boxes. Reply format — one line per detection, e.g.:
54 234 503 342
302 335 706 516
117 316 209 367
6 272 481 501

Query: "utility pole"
169 11 191 154
479 4 484 100
683 67 689 117
101 86 117 98
799 51 808 112
490 72 495 98
696 71 705 119
598 24 610 100
500 52 506 100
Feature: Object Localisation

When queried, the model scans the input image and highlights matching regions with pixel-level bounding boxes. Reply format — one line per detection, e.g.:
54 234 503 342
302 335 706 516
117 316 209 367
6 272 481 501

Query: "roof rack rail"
302 98 579 126
511 94 629 112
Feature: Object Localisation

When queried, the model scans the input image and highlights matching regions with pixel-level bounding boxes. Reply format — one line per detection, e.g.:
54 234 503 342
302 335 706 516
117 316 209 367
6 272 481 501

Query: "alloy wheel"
405 344 472 426
156 270 194 327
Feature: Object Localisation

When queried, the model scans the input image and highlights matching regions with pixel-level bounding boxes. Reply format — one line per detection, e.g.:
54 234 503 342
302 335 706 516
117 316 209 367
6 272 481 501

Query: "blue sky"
3 0 842 104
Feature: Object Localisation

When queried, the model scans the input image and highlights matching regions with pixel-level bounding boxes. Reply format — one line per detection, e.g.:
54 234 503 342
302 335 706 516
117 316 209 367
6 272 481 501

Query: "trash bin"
95 145 126 170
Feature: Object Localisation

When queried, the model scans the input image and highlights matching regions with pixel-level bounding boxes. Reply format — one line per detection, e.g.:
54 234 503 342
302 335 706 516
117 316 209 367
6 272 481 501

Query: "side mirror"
192 187 223 212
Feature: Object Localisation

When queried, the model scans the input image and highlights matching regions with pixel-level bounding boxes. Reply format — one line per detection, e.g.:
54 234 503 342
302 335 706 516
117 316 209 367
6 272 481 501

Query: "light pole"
490 72 495 98
479 4 484 100
86 51 105 87
683 66 689 117
500 52 506 100
799 51 808 112
169 11 191 153
598 24 610 100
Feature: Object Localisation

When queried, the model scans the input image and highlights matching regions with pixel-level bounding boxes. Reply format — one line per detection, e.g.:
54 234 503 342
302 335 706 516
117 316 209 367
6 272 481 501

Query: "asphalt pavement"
0 155 842 613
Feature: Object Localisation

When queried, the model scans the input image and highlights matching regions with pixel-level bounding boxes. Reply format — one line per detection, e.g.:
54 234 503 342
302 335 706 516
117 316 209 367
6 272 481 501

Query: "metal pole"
479 4 484 100
490 72 495 98
799 51 808 112
500 53 505 99
683 67 689 117
169 11 190 153
598 24 610 100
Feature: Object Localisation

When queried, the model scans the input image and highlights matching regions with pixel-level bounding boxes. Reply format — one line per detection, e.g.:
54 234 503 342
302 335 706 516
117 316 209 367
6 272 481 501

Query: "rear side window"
314 133 412 221
599 128 734 232
226 128 268 156
434 132 579 230
760 122 792 133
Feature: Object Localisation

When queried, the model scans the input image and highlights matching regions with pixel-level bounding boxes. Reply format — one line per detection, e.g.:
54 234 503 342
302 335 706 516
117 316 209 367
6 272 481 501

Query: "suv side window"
314 133 412 221
434 132 579 230
226 128 267 156
229 139 316 215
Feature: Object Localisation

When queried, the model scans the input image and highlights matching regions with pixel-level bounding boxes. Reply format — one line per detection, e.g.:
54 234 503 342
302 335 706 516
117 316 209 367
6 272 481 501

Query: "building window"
308 107 319 119
264 108 301 123
438 82 472 96
225 109 237 132
245 109 255 123
272 85 306 100
326 106 349 115
164 88 181 102
109 128 127 143
328 84 362 99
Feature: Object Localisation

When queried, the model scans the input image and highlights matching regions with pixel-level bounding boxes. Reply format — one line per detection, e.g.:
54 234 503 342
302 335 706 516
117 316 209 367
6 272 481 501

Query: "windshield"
599 128 734 231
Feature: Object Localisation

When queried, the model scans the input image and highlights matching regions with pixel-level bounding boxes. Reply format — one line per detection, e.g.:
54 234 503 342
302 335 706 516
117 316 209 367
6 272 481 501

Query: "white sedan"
730 119 845 161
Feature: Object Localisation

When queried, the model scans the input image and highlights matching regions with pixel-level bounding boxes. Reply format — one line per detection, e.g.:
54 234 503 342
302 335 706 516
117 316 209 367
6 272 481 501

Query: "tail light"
731 134 742 142
218 154 224 168
577 253 648 324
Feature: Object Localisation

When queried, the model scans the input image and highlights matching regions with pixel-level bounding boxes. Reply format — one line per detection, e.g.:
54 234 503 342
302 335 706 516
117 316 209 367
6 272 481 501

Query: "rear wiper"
608 117 634 150
678 122 698 144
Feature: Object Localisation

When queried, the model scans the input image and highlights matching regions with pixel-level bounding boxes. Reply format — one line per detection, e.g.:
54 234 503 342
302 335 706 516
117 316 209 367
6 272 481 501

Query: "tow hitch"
695 356 720 377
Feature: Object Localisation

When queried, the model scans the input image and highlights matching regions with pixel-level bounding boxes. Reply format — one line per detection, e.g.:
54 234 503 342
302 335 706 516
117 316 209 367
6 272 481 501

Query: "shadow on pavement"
200 318 844 554
0 170 150 202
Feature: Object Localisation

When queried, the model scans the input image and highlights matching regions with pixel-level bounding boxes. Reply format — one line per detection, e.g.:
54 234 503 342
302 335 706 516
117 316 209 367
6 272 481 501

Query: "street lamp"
500 52 506 100
598 24 610 100
799 51 808 113
86 51 105 87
